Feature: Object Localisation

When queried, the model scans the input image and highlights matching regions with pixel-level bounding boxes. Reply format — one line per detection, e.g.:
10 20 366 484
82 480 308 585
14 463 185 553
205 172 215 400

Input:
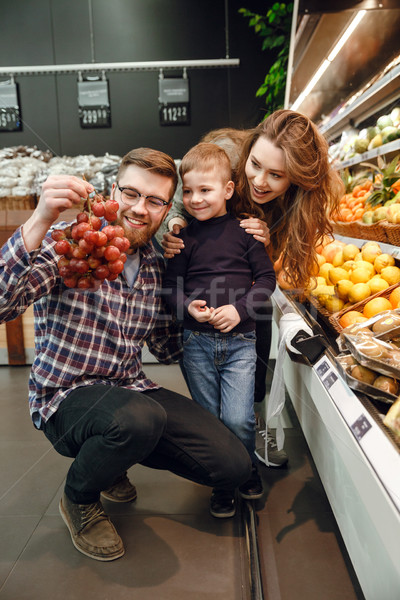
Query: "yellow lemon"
353 260 375 274
335 279 354 300
374 253 395 273
342 244 360 262
342 260 357 272
348 283 372 304
328 267 350 285
350 267 373 284
324 296 345 313
361 245 382 263
319 263 333 281
368 276 389 294
362 241 381 251
381 266 400 286
332 250 344 267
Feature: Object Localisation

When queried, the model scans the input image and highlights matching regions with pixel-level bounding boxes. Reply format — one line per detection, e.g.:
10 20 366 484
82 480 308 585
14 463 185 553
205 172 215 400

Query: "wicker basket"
329 283 400 332
330 219 388 242
0 195 37 210
330 220 362 238
382 222 400 246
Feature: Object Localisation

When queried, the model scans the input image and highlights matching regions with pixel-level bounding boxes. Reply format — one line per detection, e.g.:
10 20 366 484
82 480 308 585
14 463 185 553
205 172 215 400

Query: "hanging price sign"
78 77 111 129
159 77 190 126
0 80 22 132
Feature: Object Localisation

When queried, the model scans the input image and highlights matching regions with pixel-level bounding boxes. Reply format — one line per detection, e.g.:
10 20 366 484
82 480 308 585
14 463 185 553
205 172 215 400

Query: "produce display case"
272 287 400 599
282 3 400 597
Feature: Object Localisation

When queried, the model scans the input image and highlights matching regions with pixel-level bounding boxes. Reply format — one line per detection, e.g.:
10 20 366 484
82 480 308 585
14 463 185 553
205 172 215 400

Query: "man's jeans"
182 329 257 461
42 385 251 504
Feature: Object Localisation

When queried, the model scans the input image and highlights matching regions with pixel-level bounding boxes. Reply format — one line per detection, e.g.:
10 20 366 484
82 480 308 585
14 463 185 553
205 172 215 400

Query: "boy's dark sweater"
163 213 276 333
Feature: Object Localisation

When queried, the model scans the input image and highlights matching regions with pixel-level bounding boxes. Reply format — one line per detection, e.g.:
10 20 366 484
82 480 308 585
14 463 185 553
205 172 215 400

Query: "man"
0 148 251 562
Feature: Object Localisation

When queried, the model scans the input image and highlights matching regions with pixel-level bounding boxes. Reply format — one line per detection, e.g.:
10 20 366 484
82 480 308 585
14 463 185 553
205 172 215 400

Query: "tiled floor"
0 363 365 599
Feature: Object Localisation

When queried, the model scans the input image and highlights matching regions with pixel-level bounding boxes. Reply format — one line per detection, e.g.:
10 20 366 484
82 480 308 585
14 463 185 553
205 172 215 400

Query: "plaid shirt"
0 226 182 427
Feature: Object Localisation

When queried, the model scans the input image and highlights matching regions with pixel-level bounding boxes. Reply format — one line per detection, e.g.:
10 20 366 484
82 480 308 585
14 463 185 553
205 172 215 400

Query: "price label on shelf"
159 103 189 126
79 106 111 128
78 78 111 129
159 76 190 126
0 80 22 132
351 414 372 441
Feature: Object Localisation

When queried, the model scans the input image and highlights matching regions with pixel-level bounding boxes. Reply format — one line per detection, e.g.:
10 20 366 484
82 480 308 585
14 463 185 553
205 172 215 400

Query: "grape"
76 212 89 224
52 188 130 288
95 231 108 247
51 229 66 242
104 245 121 261
108 259 124 274
92 202 105 217
104 209 117 222
55 240 71 255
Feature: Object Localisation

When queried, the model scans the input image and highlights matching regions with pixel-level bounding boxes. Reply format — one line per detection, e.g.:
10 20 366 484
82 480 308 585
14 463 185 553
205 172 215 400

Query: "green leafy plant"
239 3 293 116
362 155 400 207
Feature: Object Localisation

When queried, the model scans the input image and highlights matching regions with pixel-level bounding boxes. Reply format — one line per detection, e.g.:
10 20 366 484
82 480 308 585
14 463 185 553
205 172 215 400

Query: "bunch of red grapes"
51 192 130 289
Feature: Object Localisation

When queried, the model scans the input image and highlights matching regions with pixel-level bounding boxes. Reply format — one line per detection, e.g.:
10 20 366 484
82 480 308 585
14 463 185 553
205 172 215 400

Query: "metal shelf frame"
0 58 240 77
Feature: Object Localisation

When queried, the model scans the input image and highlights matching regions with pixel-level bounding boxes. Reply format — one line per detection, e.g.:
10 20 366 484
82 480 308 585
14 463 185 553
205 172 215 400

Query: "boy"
163 143 276 517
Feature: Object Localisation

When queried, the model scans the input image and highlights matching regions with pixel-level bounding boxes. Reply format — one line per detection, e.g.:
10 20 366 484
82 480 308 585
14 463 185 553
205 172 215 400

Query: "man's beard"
114 214 159 251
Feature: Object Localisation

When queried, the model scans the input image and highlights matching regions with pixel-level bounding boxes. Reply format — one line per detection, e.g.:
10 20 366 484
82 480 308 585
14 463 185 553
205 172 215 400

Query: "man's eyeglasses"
116 184 170 213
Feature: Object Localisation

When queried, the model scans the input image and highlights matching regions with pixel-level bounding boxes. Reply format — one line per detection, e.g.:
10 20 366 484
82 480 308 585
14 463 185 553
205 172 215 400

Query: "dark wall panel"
0 0 269 158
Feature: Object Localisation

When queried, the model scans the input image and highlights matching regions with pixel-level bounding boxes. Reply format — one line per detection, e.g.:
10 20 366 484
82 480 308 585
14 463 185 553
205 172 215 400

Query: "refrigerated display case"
281 3 400 597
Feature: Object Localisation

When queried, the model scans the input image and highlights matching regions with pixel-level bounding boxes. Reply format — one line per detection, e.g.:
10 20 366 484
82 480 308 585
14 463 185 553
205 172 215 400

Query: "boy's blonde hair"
179 142 232 183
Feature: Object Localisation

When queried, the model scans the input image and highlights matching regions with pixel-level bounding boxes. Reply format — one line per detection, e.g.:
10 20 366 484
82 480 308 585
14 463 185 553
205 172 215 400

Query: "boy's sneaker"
59 493 125 561
255 429 288 468
101 473 137 503
238 465 263 500
209 489 236 518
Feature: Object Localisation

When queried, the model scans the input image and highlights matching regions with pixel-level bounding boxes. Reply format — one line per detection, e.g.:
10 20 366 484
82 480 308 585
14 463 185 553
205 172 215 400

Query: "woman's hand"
208 304 240 333
162 223 185 259
240 217 270 246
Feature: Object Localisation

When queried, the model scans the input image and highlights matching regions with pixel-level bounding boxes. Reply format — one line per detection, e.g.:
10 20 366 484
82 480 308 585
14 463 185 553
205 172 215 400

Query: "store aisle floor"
0 364 364 600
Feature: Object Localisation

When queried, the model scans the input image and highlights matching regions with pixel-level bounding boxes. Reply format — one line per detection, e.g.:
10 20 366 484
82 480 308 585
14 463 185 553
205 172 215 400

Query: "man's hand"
208 304 240 333
22 175 94 252
240 217 270 247
162 223 185 259
188 299 214 323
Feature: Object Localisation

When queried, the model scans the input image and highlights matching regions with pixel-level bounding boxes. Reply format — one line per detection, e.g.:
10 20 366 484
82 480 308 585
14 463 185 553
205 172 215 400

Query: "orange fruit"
339 311 368 329
363 297 393 319
389 286 400 308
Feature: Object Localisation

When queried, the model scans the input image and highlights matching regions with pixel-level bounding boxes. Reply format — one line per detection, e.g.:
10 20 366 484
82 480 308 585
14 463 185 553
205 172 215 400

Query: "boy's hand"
188 299 214 322
162 224 185 259
208 304 240 333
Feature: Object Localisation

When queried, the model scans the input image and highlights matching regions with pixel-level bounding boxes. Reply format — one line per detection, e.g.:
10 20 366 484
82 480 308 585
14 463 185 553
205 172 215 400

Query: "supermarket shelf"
320 62 400 140
334 138 400 170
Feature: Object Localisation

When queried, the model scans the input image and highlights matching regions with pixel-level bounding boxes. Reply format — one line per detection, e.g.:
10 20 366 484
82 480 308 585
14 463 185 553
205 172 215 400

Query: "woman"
162 109 343 466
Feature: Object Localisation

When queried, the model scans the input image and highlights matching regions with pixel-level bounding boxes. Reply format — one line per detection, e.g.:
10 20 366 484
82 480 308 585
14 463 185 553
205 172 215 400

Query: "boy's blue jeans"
182 328 257 462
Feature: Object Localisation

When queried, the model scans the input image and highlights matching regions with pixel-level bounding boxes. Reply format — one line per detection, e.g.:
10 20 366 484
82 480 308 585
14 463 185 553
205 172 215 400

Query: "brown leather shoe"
101 474 137 503
59 493 124 561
